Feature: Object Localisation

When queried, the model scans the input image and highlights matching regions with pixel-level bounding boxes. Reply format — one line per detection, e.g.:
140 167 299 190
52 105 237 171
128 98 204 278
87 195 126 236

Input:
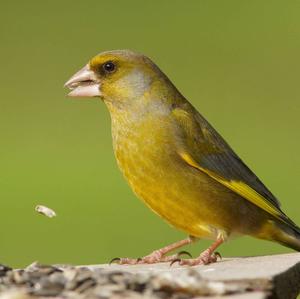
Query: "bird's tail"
258 220 300 251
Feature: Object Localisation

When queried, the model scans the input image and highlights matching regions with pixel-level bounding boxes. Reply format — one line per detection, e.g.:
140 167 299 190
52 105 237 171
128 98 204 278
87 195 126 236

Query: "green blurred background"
0 1 299 268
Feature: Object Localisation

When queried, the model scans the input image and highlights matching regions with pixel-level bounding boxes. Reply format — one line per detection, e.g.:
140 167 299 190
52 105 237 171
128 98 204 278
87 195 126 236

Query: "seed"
35 205 56 218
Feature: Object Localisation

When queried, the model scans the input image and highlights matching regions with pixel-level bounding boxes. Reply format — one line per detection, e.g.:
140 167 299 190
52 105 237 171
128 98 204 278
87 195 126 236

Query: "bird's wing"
172 106 293 226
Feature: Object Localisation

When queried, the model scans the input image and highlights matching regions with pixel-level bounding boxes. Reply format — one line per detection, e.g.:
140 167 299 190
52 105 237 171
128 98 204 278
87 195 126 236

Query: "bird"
64 49 300 266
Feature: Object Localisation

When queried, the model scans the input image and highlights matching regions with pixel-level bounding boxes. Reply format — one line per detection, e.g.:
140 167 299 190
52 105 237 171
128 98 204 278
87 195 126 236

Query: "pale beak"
64 65 101 97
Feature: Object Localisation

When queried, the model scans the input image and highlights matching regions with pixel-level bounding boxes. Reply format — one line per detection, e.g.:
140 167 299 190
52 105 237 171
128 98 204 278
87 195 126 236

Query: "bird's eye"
102 61 116 73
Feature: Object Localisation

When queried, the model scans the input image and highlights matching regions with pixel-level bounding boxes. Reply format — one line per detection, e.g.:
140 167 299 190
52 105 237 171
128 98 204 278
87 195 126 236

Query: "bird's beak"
64 65 101 97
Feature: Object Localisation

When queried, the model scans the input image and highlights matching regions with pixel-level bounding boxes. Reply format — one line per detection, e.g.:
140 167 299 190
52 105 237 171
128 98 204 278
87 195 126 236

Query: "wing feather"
172 105 294 226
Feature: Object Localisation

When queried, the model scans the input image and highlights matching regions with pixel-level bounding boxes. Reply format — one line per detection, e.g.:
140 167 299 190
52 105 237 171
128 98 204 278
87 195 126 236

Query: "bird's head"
65 50 182 112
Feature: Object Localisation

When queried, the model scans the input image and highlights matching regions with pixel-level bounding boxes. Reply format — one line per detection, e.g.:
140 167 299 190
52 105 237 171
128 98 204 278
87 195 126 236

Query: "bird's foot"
109 237 194 265
110 250 192 265
170 237 224 267
171 250 221 266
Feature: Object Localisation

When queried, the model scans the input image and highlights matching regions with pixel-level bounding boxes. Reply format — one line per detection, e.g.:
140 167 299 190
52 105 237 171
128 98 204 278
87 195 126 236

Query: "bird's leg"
111 236 196 265
172 237 224 266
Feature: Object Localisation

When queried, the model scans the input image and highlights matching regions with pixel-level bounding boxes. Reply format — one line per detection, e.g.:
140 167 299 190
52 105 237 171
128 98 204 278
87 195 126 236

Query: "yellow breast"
109 110 228 239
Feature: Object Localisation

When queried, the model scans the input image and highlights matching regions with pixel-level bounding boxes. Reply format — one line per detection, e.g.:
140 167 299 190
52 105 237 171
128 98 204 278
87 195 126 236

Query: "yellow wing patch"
179 151 286 223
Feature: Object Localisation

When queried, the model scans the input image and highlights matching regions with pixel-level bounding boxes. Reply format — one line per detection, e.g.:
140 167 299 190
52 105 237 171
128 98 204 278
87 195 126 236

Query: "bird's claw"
109 257 121 265
177 250 192 258
213 251 222 260
170 258 182 266
169 251 221 266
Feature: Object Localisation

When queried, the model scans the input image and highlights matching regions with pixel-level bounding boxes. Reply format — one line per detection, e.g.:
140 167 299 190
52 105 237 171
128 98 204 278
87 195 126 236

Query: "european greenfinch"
65 50 300 266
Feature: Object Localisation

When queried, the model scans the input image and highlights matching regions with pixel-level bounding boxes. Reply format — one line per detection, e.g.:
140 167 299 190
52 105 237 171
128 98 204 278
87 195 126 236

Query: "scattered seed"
35 205 56 218
0 262 253 299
